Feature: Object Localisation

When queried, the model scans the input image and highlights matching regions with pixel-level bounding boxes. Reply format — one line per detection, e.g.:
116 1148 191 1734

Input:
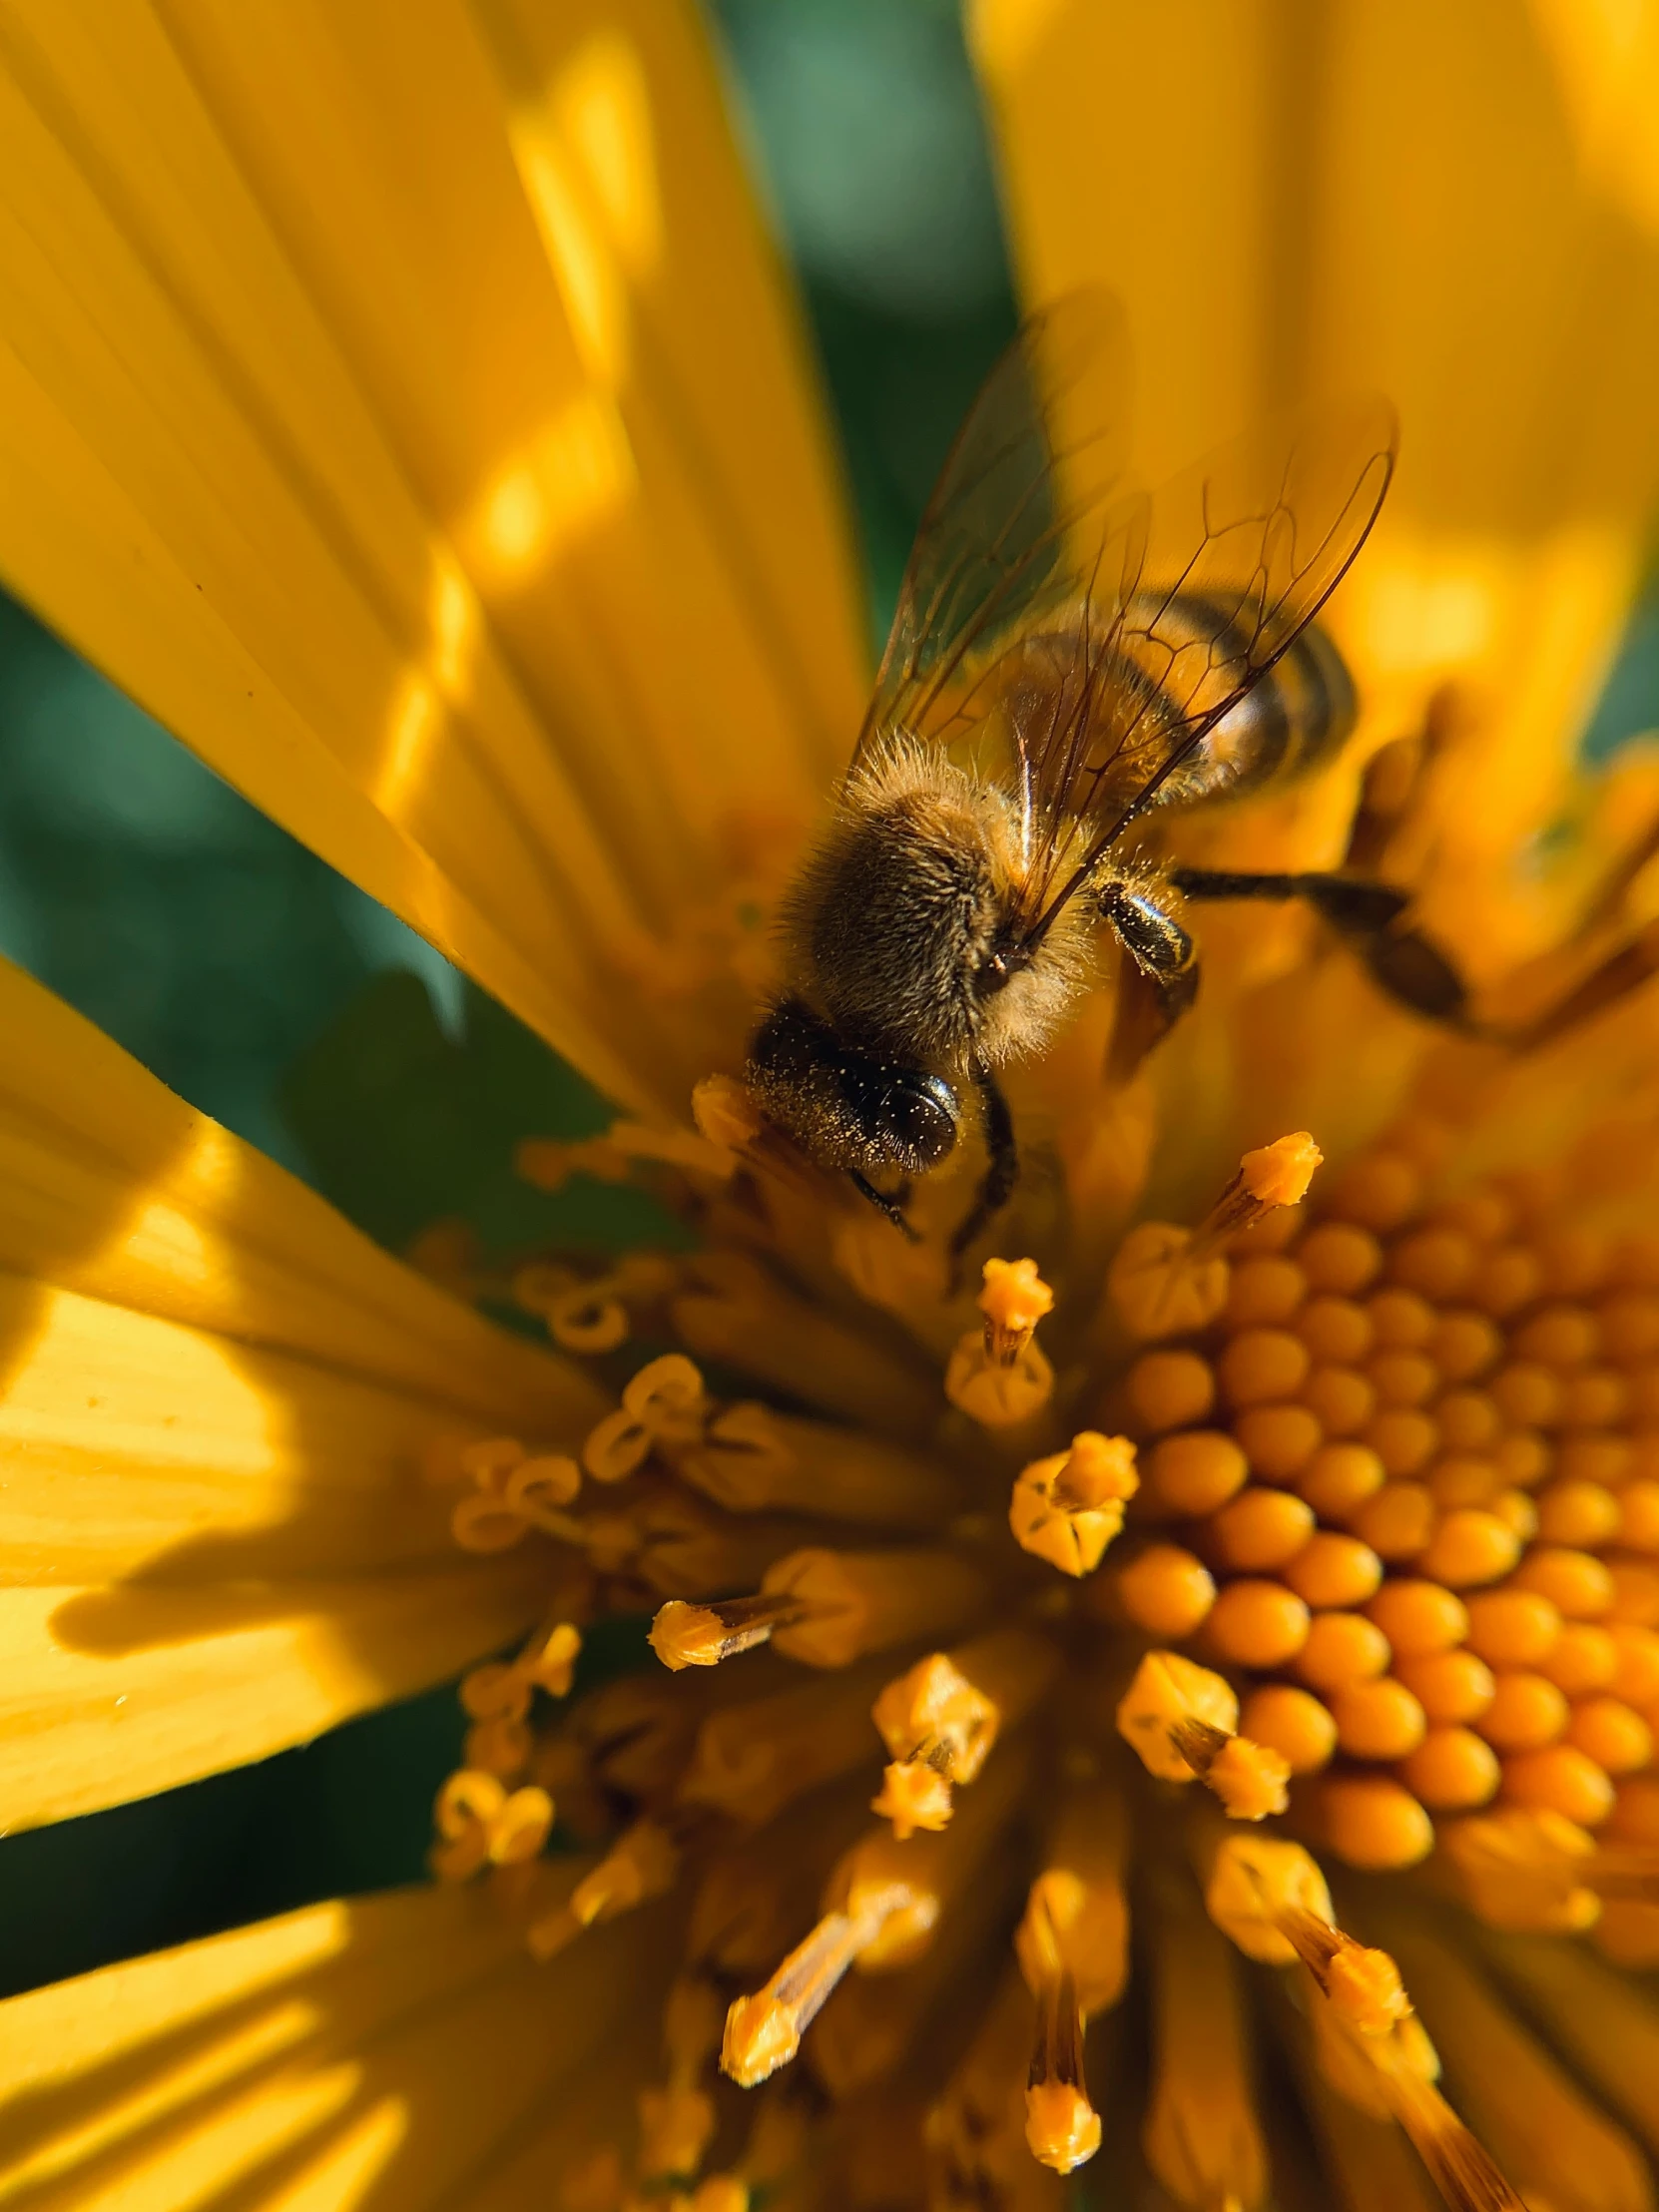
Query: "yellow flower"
4 5 1659 2211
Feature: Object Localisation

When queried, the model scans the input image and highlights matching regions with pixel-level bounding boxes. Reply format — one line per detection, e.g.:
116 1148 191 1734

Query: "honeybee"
747 291 1459 1257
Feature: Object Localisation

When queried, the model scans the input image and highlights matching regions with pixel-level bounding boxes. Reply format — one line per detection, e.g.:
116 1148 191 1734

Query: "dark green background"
0 0 1653 2000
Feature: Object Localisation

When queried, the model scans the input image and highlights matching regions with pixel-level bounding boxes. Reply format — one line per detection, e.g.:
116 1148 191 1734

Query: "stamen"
869 1630 1059 1838
1108 1128 1325 1346
1116 1650 1290 1819
725 1751 1029 2091
649 1592 811 1672
1009 1430 1138 1576
1024 1966 1100 2174
720 1881 920 2087
945 1258 1056 1427
1202 1830 1334 1963
1365 1913 1621 2212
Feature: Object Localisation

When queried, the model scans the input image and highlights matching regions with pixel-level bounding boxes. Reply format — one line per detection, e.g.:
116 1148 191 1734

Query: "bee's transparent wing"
1012 393 1399 939
853 287 1136 777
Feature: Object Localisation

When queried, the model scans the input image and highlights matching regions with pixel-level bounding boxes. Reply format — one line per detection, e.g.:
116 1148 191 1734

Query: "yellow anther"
1204 1735 1291 1821
870 1760 954 1839
1024 2077 1101 2176
978 1257 1055 1355
547 1256 677 1354
429 1768 554 1883
572 1818 681 1926
871 1650 1000 1783
1018 1861 1105 2175
720 1874 915 2087
583 1354 711 1483
1106 1220 1230 1339
1241 1130 1324 1208
825 1829 946 1967
1325 1941 1411 2038
868 1632 1059 1837
945 1259 1056 1426
1008 1430 1138 1576
648 1591 808 1671
1179 1132 1325 1272
1438 1806 1603 1933
1205 1833 1334 1963
1116 1651 1237 1783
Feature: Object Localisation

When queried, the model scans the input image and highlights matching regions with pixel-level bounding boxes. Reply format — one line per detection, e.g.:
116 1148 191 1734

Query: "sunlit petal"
0 958 601 1825
0 0 866 1115
0 1883 666 2212
972 0 1659 915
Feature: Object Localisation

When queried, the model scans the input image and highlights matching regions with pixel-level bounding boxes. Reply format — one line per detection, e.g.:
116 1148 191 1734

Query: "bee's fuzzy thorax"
779 741 1091 1071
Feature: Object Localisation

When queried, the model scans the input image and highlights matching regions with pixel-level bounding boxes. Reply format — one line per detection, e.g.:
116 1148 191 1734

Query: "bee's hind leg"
1170 865 1472 1029
947 1063 1019 1278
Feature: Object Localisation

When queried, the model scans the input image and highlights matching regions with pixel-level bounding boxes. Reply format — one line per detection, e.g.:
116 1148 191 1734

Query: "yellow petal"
0 958 603 1826
0 0 864 1115
972 0 1659 869
970 0 1284 482
0 1882 667 2212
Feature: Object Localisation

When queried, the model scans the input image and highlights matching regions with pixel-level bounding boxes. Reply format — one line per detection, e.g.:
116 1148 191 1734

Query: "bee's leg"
948 1063 1019 1271
1097 880 1202 1077
1170 865 1471 1028
848 1170 921 1243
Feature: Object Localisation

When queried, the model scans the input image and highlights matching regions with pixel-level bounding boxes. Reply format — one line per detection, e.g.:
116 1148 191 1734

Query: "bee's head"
746 999 960 1178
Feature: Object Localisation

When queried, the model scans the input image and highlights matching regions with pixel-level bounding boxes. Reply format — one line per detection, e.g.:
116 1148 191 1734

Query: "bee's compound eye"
879 1071 960 1170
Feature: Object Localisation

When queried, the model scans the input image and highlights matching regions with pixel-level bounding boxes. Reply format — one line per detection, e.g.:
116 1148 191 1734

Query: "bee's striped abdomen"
1135 592 1358 812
